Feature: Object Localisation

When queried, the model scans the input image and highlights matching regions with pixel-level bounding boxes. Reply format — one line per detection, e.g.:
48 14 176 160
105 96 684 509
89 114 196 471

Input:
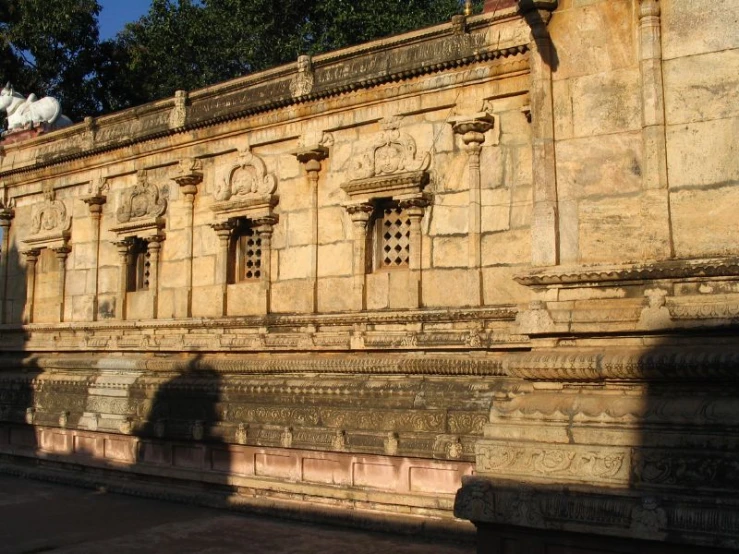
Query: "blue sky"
98 0 152 39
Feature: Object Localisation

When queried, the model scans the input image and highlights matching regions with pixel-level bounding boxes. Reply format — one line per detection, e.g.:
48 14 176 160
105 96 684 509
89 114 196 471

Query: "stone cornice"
0 353 508 377
515 257 739 287
0 306 517 333
0 12 528 180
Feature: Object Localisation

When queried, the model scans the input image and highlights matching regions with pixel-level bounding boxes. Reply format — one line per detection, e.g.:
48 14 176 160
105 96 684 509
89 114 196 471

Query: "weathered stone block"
191 285 224 318
317 207 347 244
423 269 477 308
664 49 739 125
556 131 642 200
570 68 641 137
662 0 739 59
366 272 390 311
666 117 739 190
317 277 354 312
317 242 353 277
286 210 313 247
481 229 530 266
270 279 313 313
227 281 267 316
278 245 312 280
672 185 739 259
433 236 468 268
578 195 645 264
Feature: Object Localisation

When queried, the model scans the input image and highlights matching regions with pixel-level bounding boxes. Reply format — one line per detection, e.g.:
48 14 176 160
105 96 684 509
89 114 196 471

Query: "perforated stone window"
375 202 410 270
127 238 150 292
229 223 263 283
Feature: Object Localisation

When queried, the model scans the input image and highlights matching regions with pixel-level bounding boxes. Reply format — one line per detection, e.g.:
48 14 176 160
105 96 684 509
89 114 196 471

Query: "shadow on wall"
133 356 234 500
519 1 559 71
0 234 235 503
455 327 739 553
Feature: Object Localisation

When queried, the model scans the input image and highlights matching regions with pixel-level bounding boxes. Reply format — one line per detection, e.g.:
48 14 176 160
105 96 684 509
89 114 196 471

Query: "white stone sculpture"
0 82 73 131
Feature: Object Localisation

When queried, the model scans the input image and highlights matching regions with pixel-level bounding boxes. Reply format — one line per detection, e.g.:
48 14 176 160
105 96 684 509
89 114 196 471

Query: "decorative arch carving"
349 115 431 181
116 170 168 224
215 147 276 203
23 185 71 250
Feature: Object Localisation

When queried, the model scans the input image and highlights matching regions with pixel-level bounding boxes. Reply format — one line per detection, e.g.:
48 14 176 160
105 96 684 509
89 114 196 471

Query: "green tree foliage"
0 0 103 121
105 0 484 108
2 0 484 121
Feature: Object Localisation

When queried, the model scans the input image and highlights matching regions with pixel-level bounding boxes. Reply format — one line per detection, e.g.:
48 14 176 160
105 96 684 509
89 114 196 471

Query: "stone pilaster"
21 249 40 324
346 203 374 311
145 236 164 319
451 113 495 305
114 240 132 320
253 216 278 313
212 221 236 317
53 246 71 322
0 198 15 323
399 196 431 309
294 145 329 313
173 158 203 318
521 0 559 267
83 194 106 321
638 0 673 259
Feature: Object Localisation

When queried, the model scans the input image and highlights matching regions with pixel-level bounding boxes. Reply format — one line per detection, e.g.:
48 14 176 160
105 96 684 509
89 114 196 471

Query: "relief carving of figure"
116 170 168 223
0 83 72 131
29 187 71 236
350 115 431 180
289 55 315 98
215 147 276 202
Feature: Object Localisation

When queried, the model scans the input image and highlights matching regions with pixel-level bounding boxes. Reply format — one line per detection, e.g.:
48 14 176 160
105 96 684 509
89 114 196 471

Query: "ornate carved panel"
212 145 277 223
110 170 167 238
342 116 431 204
22 186 71 250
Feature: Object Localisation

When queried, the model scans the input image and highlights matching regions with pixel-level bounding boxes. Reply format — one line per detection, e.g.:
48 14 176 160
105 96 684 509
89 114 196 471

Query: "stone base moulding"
0 423 474 525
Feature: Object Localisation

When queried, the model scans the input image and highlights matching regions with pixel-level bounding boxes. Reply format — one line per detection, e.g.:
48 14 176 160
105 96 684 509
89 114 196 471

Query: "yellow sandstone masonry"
0 1 738 552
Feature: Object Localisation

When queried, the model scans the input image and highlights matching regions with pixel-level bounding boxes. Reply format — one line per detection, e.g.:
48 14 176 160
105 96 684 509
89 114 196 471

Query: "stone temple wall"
0 1 737 551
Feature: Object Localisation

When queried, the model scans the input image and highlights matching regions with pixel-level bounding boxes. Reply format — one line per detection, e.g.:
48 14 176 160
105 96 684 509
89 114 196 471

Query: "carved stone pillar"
521 1 559 266
346 203 374 311
83 194 106 321
212 221 235 317
145 236 163 319
451 113 494 305
114 240 132 320
173 158 203 318
400 196 431 308
295 146 329 313
253 216 278 313
0 200 15 323
53 246 71 322
638 0 673 259
22 249 40 324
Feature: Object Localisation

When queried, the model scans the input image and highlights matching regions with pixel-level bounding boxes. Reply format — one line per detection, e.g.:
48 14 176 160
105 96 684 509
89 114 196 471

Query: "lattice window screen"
237 227 262 281
378 205 410 269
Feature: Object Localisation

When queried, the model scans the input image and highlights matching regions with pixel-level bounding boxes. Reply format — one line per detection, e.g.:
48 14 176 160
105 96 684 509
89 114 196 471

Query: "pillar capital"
173 157 203 201
21 249 41 262
345 202 374 225
450 112 495 150
83 194 107 216
53 246 72 260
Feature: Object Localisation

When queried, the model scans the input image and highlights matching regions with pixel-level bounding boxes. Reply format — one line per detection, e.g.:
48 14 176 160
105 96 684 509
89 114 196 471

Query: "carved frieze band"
516 258 739 287
454 476 739 548
475 442 630 484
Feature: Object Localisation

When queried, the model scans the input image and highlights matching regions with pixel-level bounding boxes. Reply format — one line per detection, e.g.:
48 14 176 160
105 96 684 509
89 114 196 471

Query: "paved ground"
0 475 474 554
